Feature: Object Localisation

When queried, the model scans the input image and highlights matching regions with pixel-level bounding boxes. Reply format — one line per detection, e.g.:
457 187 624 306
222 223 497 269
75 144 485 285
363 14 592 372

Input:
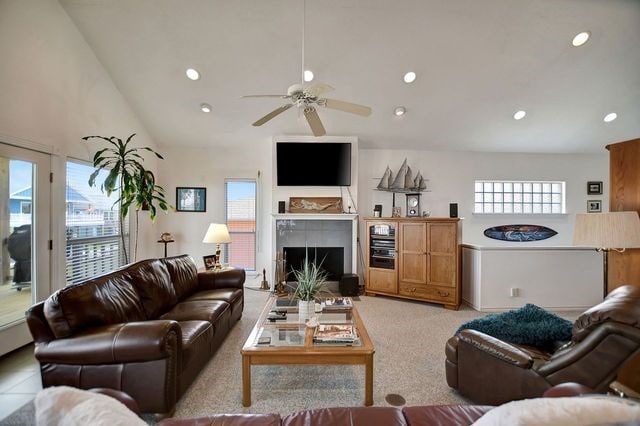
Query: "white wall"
155 142 272 272
358 149 609 246
0 0 164 281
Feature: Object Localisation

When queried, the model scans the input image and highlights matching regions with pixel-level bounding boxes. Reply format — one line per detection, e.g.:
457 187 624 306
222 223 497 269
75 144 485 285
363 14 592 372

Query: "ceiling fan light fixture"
571 31 590 47
394 106 406 116
403 72 417 83
303 70 314 82
513 110 526 120
200 103 212 113
186 68 200 81
603 112 617 123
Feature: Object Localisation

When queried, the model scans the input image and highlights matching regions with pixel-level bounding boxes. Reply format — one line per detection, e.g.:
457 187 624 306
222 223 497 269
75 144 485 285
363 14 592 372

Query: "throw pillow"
473 395 640 426
458 303 572 348
35 386 146 426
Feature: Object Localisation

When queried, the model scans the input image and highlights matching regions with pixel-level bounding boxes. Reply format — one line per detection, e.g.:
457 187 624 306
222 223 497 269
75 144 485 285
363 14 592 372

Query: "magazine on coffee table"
322 297 353 310
313 324 358 343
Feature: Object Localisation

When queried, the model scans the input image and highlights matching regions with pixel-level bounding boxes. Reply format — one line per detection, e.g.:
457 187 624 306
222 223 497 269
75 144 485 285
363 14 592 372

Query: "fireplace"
283 247 344 282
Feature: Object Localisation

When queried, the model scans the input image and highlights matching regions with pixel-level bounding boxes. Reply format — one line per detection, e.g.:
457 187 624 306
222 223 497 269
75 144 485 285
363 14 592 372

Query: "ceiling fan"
242 0 372 137
243 83 372 137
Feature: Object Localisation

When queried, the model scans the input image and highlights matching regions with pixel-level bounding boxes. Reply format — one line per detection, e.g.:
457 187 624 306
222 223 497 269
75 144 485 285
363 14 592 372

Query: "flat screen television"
276 142 351 186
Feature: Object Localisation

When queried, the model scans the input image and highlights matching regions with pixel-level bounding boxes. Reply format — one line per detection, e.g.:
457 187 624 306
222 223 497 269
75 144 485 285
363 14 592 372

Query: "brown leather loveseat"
26 254 245 415
446 285 640 405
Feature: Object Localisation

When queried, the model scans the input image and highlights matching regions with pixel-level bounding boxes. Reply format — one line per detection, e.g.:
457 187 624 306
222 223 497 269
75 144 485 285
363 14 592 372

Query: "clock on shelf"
406 193 421 217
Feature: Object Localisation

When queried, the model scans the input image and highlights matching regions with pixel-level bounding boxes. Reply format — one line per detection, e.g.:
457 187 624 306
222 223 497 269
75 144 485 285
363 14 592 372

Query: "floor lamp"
573 211 640 298
203 223 232 269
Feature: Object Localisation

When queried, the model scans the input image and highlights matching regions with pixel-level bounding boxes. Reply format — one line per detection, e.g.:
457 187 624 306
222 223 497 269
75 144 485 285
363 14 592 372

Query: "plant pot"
298 300 315 323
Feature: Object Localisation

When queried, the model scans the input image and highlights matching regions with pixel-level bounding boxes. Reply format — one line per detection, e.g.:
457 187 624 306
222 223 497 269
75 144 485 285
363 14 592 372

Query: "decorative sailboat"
376 158 428 192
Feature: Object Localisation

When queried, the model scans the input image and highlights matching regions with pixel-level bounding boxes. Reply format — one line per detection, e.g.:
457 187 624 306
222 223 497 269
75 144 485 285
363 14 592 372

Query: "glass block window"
474 180 565 214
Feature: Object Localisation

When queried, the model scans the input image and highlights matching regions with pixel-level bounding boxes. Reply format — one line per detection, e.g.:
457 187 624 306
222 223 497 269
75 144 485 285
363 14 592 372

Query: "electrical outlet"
510 287 519 297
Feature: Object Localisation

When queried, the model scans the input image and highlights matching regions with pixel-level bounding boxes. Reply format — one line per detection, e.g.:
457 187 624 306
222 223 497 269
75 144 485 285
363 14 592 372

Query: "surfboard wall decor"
484 225 558 242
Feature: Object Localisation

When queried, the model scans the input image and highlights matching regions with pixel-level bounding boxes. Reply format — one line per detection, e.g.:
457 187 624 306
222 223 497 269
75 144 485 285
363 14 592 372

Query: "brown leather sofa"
446 285 640 405
26 254 245 415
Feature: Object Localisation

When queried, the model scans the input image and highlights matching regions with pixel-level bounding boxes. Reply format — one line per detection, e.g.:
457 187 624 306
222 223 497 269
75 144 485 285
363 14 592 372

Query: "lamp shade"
573 211 640 249
202 223 232 244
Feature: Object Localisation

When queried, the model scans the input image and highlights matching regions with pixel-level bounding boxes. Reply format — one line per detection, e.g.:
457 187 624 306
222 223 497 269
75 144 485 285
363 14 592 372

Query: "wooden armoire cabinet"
365 218 461 310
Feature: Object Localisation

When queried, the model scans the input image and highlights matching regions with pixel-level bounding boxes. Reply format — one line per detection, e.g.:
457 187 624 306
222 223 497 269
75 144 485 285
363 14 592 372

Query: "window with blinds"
65 161 128 284
224 179 256 270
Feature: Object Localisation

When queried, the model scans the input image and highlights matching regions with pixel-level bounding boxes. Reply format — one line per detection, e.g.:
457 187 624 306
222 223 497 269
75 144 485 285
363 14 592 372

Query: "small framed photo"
587 181 603 195
203 254 217 270
176 187 206 212
587 200 602 213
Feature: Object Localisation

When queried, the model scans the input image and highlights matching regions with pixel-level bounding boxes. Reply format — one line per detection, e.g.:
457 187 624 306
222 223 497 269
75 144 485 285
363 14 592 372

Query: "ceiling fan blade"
252 104 293 126
323 98 372 117
304 107 326 137
304 83 334 98
242 94 290 99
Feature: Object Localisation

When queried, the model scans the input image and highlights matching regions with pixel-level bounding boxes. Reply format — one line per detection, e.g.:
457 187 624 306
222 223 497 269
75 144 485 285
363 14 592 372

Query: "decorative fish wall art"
484 225 558 242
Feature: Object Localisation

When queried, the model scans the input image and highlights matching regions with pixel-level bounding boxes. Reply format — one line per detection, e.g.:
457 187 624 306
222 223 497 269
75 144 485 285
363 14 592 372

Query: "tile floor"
0 344 40 421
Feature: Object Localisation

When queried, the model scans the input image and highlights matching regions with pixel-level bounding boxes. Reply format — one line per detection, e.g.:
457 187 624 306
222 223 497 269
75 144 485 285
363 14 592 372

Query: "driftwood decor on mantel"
288 197 343 213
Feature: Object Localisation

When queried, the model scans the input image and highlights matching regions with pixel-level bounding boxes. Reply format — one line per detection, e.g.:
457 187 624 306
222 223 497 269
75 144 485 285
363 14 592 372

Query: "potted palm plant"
84 133 170 263
290 257 329 322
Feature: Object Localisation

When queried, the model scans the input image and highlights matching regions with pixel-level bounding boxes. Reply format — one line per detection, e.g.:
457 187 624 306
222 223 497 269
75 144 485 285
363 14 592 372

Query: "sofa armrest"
26 302 56 343
90 388 141 416
197 268 245 290
458 330 533 368
35 320 181 365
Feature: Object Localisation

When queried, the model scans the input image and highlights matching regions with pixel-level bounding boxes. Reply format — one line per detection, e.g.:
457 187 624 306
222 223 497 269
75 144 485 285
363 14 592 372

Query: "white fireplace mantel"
272 213 358 221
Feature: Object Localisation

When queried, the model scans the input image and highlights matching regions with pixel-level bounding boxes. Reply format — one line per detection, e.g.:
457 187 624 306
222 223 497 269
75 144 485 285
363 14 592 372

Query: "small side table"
157 239 175 258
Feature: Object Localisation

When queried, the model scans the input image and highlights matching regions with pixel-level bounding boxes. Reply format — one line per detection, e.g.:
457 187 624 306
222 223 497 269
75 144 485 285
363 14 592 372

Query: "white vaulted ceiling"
58 0 640 153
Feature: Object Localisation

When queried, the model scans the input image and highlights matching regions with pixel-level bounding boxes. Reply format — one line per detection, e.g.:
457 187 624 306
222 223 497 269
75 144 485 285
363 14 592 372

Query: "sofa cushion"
162 255 199 301
573 285 640 342
160 300 230 325
44 271 146 339
127 259 177 319
184 288 243 306
402 405 493 426
457 304 572 348
282 407 406 426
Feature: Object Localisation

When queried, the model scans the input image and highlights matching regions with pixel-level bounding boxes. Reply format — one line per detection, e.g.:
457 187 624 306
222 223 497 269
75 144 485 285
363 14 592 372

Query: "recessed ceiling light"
513 110 526 120
394 106 406 116
186 68 200 81
303 70 314 82
200 103 211 113
572 31 590 47
403 72 416 83
603 112 617 123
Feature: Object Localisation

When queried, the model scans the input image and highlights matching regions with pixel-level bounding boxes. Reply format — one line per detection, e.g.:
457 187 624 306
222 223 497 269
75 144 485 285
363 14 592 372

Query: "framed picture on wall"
176 187 206 212
587 200 602 213
587 181 603 195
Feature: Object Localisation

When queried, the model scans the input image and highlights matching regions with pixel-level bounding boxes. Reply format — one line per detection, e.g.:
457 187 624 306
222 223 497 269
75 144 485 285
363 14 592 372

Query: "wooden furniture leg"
365 355 374 406
242 355 251 407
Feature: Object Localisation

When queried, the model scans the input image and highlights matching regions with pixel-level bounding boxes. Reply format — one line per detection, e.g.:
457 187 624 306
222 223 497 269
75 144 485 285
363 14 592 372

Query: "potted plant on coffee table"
291 257 329 322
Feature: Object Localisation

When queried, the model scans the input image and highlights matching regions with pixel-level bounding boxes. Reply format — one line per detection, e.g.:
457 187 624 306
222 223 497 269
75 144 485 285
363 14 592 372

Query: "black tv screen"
277 143 351 186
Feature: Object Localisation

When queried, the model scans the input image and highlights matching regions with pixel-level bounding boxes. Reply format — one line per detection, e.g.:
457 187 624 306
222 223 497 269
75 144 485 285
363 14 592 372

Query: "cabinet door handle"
437 290 450 297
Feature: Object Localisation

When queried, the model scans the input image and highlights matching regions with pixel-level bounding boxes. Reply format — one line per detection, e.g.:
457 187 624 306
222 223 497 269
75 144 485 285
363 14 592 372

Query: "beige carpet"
173 283 484 418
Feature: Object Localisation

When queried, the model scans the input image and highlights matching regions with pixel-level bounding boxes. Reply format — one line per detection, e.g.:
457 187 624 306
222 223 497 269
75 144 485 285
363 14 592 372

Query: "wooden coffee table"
240 296 375 407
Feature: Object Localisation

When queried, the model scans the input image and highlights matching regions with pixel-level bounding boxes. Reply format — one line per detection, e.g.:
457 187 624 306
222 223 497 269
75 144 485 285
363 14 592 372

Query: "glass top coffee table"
240 295 375 407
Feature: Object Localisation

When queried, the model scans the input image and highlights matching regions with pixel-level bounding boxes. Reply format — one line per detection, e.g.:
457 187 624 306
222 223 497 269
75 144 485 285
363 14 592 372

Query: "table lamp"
202 223 232 269
573 211 640 298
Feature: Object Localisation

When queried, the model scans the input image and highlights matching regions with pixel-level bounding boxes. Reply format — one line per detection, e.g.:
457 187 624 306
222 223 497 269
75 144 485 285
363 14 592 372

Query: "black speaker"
278 201 286 213
449 203 458 218
339 274 359 296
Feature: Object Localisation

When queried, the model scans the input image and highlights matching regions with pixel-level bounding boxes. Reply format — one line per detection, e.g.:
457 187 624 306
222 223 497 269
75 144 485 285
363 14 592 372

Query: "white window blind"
474 180 566 214
224 180 256 270
65 161 129 284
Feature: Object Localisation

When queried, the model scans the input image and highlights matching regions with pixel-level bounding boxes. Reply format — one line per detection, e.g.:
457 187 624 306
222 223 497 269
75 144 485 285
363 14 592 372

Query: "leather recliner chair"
446 285 640 405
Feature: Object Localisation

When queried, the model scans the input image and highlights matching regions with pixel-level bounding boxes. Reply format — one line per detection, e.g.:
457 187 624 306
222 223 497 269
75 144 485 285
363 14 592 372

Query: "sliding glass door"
0 142 50 355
